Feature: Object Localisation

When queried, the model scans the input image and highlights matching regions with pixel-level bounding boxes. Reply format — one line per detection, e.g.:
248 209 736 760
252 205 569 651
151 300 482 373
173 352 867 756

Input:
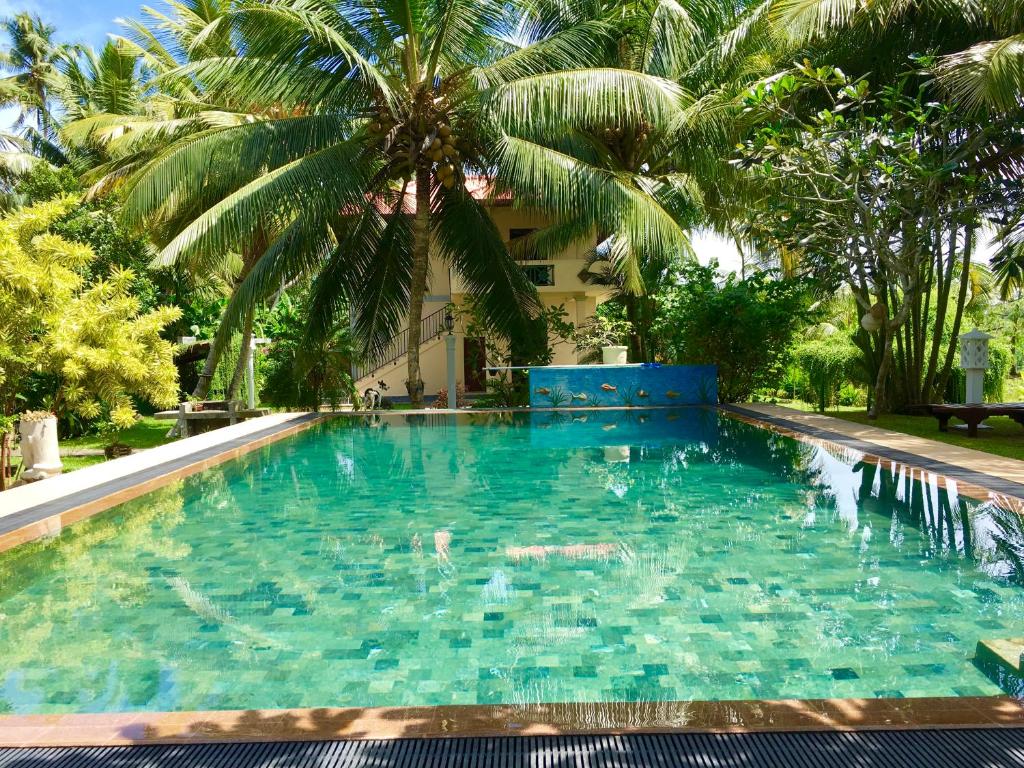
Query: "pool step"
975 638 1024 696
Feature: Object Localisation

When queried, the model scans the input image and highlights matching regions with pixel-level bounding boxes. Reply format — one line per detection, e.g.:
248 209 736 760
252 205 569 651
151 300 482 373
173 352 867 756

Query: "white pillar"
965 369 985 405
247 336 257 410
246 337 271 410
445 333 458 410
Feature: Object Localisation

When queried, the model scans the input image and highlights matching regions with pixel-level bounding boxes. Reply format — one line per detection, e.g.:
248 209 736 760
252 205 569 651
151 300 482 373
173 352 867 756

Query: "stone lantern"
960 328 994 404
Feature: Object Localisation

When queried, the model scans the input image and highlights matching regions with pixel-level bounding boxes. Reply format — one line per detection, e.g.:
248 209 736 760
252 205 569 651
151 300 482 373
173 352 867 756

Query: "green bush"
838 382 866 407
259 290 355 410
793 339 861 412
654 262 812 402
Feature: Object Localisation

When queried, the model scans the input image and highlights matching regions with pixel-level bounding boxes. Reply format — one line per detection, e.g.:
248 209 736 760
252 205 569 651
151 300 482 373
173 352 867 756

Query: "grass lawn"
829 410 1024 462
60 455 107 471
60 416 173 452
774 400 1024 462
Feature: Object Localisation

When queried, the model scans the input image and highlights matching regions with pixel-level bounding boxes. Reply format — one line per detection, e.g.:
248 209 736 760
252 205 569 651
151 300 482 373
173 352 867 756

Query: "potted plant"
574 316 634 365
98 420 134 459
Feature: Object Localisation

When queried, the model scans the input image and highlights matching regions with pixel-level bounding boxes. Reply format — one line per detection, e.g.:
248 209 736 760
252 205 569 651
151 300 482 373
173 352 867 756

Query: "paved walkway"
736 403 1024 490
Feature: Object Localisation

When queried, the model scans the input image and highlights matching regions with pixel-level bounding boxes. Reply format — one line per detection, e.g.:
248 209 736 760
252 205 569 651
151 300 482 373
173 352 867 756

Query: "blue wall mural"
528 364 718 408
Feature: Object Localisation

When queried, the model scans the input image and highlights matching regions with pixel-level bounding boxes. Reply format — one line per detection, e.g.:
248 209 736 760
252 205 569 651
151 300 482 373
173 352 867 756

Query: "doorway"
463 337 487 392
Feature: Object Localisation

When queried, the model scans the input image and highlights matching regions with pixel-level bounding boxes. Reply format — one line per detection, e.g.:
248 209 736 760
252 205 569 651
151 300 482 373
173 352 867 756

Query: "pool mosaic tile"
0 409 1022 715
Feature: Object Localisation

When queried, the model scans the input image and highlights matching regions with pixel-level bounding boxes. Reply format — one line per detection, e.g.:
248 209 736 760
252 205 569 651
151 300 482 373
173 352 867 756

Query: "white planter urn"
602 345 628 365
19 412 62 481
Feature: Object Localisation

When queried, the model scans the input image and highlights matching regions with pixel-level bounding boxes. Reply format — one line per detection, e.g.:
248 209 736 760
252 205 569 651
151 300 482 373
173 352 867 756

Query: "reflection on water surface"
0 408 1022 714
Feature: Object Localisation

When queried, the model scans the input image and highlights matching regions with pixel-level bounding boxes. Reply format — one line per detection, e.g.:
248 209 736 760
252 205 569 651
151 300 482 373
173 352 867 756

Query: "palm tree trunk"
227 308 255 401
405 167 431 407
194 238 265 401
192 344 223 400
625 296 642 362
934 225 975 401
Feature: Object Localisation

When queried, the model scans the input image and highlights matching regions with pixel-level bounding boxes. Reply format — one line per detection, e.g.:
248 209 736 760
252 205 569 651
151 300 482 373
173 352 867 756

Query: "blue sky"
17 0 142 47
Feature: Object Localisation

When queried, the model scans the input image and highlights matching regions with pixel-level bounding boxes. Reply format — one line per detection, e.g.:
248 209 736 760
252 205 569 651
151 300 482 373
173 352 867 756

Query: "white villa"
353 179 613 398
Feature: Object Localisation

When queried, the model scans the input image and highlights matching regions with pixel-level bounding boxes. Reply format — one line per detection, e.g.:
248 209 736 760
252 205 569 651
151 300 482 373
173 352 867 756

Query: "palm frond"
122 114 354 226
153 138 371 268
935 33 1024 111
489 68 688 138
434 180 541 338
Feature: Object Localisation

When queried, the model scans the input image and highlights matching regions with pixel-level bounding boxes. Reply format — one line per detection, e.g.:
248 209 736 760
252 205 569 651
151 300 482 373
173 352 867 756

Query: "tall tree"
119 0 678 406
0 13 68 176
0 14 64 140
739 64 1007 415
495 0 780 361
63 0 285 403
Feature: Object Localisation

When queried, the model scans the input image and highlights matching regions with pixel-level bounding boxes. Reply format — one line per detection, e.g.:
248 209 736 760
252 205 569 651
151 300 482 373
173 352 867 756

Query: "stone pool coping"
0 411 326 555
1 403 1024 746
724 403 1024 505
0 696 1022 746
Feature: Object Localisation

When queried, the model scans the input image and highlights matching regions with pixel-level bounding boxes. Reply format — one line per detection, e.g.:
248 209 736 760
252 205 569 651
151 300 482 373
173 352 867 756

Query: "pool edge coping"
0 696 1022 747
0 404 1023 746
720 404 1024 505
0 412 327 555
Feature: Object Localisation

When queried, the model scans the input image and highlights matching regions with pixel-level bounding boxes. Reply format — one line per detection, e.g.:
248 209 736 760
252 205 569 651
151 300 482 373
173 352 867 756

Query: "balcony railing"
522 264 555 286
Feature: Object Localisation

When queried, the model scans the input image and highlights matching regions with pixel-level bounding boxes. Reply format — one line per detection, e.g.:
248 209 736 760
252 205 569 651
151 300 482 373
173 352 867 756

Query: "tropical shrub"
259 290 355 411
793 339 862 412
0 197 181 428
655 262 812 403
573 315 634 362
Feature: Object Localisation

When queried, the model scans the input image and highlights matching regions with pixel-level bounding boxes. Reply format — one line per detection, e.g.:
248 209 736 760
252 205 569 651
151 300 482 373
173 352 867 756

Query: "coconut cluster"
601 120 653 155
366 101 463 189
428 124 461 189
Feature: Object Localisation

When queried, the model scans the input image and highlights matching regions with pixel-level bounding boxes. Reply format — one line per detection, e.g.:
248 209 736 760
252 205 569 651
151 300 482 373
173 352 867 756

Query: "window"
509 228 541 261
523 264 555 286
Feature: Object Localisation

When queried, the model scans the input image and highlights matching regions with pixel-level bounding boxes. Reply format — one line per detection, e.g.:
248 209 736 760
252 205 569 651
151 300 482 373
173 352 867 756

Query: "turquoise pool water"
1 408 1022 714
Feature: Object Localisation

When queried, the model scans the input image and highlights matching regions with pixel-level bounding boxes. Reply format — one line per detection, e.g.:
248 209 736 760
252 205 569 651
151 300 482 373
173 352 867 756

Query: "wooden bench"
929 403 1024 437
155 400 271 437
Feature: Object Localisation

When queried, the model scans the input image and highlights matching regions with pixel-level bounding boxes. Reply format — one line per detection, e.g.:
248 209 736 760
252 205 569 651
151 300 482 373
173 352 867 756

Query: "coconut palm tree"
768 0 1023 111
0 13 68 168
57 41 144 124
62 0 293 403
493 0 779 360
119 0 683 405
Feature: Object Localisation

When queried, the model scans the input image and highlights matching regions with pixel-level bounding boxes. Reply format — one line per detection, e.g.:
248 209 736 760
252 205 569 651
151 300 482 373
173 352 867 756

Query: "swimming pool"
0 408 1022 715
